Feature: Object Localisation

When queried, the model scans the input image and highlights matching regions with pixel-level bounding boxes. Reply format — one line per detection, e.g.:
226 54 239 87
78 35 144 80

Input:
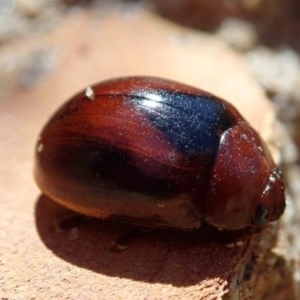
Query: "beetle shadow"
35 194 254 287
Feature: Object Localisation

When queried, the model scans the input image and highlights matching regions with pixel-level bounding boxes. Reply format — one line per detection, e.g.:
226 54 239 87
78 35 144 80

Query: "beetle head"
205 123 285 230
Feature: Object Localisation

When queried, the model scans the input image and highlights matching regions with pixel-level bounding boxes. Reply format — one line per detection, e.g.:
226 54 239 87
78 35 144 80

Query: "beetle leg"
55 214 86 232
110 226 147 252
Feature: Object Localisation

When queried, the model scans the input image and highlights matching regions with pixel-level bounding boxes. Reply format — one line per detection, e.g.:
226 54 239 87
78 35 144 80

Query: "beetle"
34 76 285 231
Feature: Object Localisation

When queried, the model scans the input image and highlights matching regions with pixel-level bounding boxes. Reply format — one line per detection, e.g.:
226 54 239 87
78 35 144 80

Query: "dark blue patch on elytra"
131 89 235 155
